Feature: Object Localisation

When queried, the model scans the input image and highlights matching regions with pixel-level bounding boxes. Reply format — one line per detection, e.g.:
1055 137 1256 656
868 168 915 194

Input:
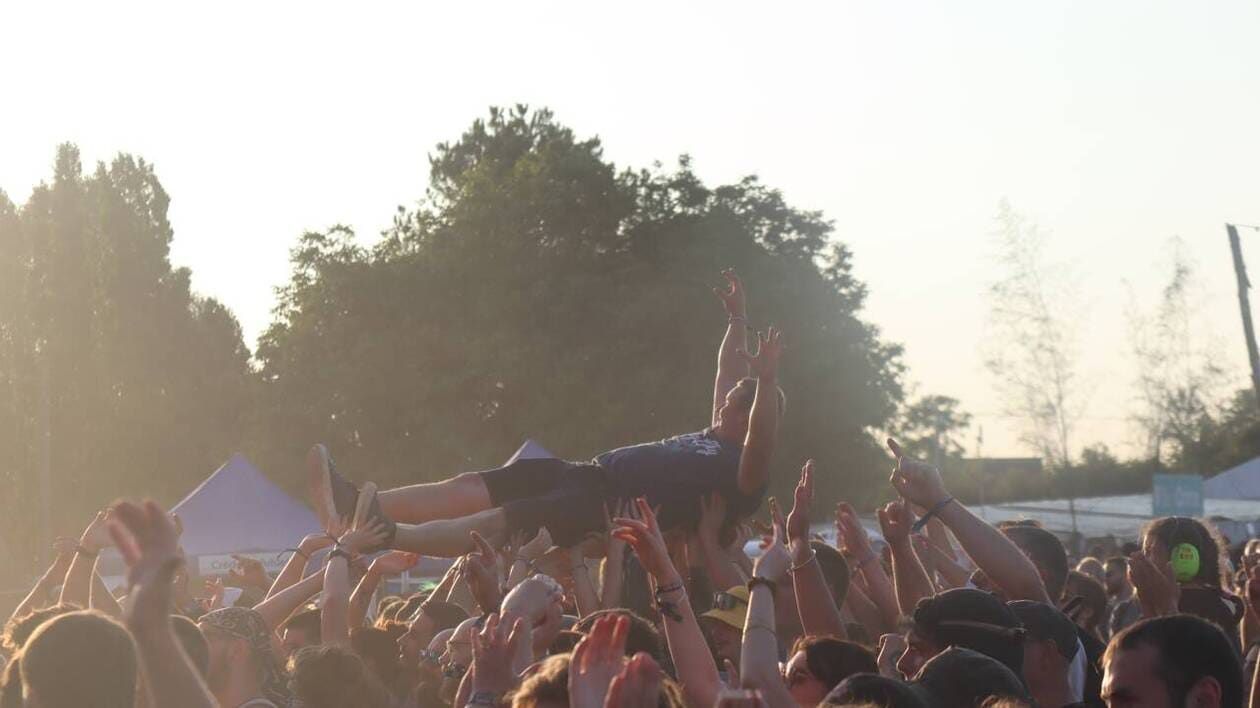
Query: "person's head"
171 614 211 677
911 647 1030 707
1104 556 1132 597
351 626 403 692
376 595 404 625
822 673 929 708
1001 525 1068 601
1064 570 1108 635
19 610 136 708
1243 539 1260 574
785 636 877 707
511 653 685 708
1 604 77 654
575 610 666 666
1103 614 1243 708
279 606 322 658
437 615 480 700
1142 517 1229 588
198 606 289 706
289 644 392 708
714 377 787 439
1008 601 1078 705
1077 556 1106 584
900 589 1025 680
398 600 467 668
701 586 749 666
395 593 428 624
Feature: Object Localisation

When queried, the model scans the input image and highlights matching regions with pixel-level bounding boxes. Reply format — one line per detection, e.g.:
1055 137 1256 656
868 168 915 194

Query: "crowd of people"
2 271 1259 708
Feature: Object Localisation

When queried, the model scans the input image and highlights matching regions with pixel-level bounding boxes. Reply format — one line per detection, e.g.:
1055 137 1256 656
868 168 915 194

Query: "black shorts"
478 458 610 548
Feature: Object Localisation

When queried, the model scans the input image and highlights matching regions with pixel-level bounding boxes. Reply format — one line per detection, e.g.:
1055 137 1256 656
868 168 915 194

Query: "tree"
0 145 252 576
890 394 973 466
1127 238 1229 473
253 106 906 509
984 202 1082 468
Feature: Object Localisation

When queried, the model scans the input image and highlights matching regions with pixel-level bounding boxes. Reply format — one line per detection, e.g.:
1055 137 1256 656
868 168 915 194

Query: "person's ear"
1186 675 1222 708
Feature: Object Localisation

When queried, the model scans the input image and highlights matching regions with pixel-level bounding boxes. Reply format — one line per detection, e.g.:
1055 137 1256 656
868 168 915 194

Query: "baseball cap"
701 586 749 631
1008 600 1080 661
910 647 1030 706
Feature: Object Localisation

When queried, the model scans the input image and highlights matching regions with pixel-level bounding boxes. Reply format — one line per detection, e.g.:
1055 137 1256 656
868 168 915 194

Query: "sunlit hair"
20 610 137 708
1 603 78 654
789 635 877 694
289 644 392 708
511 653 685 708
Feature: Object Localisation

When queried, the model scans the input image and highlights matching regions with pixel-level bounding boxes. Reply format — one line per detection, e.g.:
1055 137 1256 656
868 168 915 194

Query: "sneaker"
354 482 398 553
307 444 360 534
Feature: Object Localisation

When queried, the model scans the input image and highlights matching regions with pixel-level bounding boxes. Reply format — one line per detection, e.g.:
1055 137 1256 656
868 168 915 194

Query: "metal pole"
1228 224 1260 404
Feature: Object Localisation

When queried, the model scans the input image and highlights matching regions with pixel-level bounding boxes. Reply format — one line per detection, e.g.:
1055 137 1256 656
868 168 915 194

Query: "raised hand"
835 502 873 559
471 613 527 696
569 614 630 708
108 500 184 631
876 633 906 679
1129 551 1179 618
887 438 950 510
337 520 388 556
611 498 677 581
373 550 421 576
604 652 664 708
738 328 783 380
786 460 815 551
697 492 728 546
465 532 503 613
876 500 914 547
80 509 115 553
520 526 554 562
714 689 768 708
752 502 791 583
298 532 335 556
714 269 746 319
228 555 268 589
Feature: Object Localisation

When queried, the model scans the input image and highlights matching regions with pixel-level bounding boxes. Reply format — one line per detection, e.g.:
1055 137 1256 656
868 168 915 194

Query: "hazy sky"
4 1 1259 462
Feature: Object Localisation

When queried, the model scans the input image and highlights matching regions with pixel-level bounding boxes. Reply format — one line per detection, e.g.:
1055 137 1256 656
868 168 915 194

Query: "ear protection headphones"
1168 517 1202 583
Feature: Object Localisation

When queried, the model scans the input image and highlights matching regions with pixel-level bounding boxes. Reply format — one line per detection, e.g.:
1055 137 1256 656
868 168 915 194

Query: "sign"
197 551 294 577
1152 474 1204 517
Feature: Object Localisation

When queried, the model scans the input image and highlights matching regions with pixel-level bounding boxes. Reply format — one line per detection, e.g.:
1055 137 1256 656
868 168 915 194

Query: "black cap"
911 588 1026 677
1008 600 1080 661
822 673 930 708
909 647 1031 707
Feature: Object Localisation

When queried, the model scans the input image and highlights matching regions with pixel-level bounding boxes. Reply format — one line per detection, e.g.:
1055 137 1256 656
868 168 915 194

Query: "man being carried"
307 270 784 558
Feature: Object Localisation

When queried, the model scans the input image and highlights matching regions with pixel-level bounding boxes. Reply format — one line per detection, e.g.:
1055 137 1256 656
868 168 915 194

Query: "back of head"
912 647 1030 707
512 653 685 708
1 604 78 654
575 610 666 666
421 600 470 634
1064 570 1108 633
171 614 211 677
20 610 137 708
1001 525 1068 601
812 542 851 608
351 626 403 688
823 673 929 708
912 589 1026 678
792 636 877 693
1142 516 1229 588
291 644 392 708
396 593 428 623
1106 614 1243 708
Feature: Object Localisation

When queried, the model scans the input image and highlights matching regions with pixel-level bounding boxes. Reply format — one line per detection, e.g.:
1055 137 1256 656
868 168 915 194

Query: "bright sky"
4 1 1259 463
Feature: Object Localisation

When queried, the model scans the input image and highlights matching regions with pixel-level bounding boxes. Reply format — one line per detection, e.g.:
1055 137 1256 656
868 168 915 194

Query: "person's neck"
1033 678 1075 708
214 665 266 708
1114 584 1133 602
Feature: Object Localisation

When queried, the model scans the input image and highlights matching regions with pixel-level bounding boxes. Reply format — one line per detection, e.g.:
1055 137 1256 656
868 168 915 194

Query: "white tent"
1205 456 1260 500
504 439 556 464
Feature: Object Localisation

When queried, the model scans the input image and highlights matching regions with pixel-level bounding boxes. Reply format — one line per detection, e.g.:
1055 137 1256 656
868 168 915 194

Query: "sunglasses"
442 663 468 680
711 592 748 612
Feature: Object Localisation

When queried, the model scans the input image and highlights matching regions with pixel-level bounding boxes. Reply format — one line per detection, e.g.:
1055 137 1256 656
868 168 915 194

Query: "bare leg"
392 508 509 558
378 472 493 524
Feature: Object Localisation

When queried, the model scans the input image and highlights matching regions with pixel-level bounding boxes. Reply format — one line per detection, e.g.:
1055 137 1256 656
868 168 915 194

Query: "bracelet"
468 691 501 707
655 581 685 597
789 551 818 574
291 548 310 561
912 497 955 533
747 576 778 594
328 547 352 562
75 545 99 559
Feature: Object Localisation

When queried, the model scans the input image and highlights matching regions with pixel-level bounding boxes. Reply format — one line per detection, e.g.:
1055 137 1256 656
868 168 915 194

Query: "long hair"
1142 516 1229 588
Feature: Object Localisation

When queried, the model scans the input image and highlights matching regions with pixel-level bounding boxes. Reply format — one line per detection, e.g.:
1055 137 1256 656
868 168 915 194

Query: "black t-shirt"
594 429 763 529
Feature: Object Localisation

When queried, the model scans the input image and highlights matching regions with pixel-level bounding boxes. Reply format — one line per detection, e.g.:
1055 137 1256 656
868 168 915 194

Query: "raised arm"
786 461 845 637
61 510 113 608
350 551 419 628
740 516 796 708
323 521 388 647
887 439 1050 604
878 500 935 616
836 502 899 629
613 497 723 708
109 501 216 708
9 541 74 622
713 269 750 426
90 567 122 618
696 493 749 593
737 328 783 496
268 533 333 600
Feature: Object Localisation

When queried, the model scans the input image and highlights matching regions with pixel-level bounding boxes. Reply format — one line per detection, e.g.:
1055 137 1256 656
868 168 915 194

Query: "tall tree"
891 394 973 466
984 202 1082 468
254 106 905 509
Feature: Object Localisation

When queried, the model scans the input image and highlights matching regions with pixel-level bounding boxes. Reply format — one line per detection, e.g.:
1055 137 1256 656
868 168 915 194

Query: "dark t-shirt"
594 429 762 529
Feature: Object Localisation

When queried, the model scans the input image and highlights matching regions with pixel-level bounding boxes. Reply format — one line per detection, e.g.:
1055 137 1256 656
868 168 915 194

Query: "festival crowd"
2 272 1258 708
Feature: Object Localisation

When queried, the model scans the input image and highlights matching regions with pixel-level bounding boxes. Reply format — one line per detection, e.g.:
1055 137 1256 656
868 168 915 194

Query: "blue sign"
1152 474 1204 517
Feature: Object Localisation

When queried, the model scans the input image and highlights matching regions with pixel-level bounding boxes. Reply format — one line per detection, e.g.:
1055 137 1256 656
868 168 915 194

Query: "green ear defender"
1170 542 1200 583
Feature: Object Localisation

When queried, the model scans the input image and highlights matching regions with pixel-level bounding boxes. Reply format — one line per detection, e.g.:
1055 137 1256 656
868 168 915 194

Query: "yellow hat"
700 585 750 630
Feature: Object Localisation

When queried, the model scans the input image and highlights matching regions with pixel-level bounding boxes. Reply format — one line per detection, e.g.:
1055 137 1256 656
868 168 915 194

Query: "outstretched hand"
604 652 665 708
471 613 527 696
569 614 630 708
786 460 814 550
714 269 746 319
372 551 420 576
612 498 678 582
109 500 184 631
887 438 950 510
876 499 914 547
752 499 791 582
81 509 115 553
1129 551 1179 618
337 520 388 556
835 502 873 559
738 328 783 380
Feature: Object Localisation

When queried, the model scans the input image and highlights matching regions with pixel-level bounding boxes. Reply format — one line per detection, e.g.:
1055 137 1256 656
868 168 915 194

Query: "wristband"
75 545 99 559
468 690 501 706
912 497 955 533
747 576 778 595
290 548 310 561
328 547 352 562
789 551 818 574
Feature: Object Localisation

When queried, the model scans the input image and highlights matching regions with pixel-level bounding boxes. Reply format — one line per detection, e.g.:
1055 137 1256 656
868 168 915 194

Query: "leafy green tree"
890 394 973 465
0 145 252 576
253 106 905 510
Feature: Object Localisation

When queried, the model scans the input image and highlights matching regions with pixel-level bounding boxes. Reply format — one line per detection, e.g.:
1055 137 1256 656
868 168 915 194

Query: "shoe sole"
307 444 338 533
354 481 378 531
